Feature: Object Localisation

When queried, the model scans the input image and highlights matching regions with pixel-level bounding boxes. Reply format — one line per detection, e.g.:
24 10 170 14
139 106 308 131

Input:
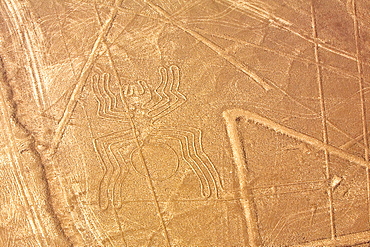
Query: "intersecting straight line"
310 0 336 239
293 229 370 247
3 0 46 110
143 0 272 91
226 110 370 173
352 0 370 226
214 0 369 66
0 59 49 246
138 1 370 155
91 1 363 147
224 109 370 246
91 3 128 246
50 1 120 153
91 3 171 246
99 0 370 71
223 111 262 247
105 1 370 153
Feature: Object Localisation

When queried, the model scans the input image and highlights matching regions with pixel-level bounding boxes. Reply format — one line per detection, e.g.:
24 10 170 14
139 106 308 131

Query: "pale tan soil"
0 0 370 246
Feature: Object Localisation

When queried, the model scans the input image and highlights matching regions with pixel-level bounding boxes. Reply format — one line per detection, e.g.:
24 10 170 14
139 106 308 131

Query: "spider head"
121 79 152 111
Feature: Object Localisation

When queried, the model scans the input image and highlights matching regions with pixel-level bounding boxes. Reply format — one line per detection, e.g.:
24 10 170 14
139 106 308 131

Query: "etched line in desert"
224 109 370 246
1 0 370 246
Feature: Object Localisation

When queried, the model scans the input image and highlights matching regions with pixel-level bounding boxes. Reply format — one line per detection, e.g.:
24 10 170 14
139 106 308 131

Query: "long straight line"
223 109 370 169
223 111 262 247
110 1 370 154
144 0 272 91
50 2 120 154
93 6 171 245
111 50 171 247
0 60 47 246
293 229 370 246
92 3 129 246
352 0 370 225
310 1 336 239
108 50 172 247
5 0 46 110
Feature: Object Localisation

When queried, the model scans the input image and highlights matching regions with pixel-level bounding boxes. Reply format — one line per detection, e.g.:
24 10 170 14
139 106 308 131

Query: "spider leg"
186 126 224 192
92 73 129 121
109 139 133 209
151 127 221 198
151 133 210 197
138 80 154 107
93 128 133 210
147 66 187 122
102 72 121 113
145 66 169 110
136 80 146 95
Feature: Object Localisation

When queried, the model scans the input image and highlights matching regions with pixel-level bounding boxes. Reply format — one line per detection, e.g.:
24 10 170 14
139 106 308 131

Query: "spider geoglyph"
91 65 223 210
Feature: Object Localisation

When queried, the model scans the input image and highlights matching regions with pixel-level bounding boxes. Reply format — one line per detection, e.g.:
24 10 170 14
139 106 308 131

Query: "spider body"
91 65 222 210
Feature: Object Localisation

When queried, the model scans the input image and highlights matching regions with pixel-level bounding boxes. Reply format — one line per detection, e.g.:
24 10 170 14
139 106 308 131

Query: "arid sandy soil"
1 0 370 246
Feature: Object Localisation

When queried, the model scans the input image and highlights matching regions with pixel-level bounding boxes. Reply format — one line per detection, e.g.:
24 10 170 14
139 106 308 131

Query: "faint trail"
193 27 367 84
102 1 370 68
51 1 79 78
352 0 370 226
109 56 172 247
113 207 126 246
216 0 364 64
224 109 370 170
340 131 370 150
0 58 48 246
102 0 370 159
50 0 121 153
310 1 336 239
170 0 203 17
113 66 172 247
293 230 370 246
134 1 370 152
144 0 272 91
2 0 47 110
92 4 171 245
269 205 329 246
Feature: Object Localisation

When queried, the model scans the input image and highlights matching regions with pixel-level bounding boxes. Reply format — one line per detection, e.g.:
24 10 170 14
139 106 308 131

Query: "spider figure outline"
91 65 223 210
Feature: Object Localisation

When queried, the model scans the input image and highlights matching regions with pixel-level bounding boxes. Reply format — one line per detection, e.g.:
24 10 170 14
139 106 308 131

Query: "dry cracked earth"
0 0 370 246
